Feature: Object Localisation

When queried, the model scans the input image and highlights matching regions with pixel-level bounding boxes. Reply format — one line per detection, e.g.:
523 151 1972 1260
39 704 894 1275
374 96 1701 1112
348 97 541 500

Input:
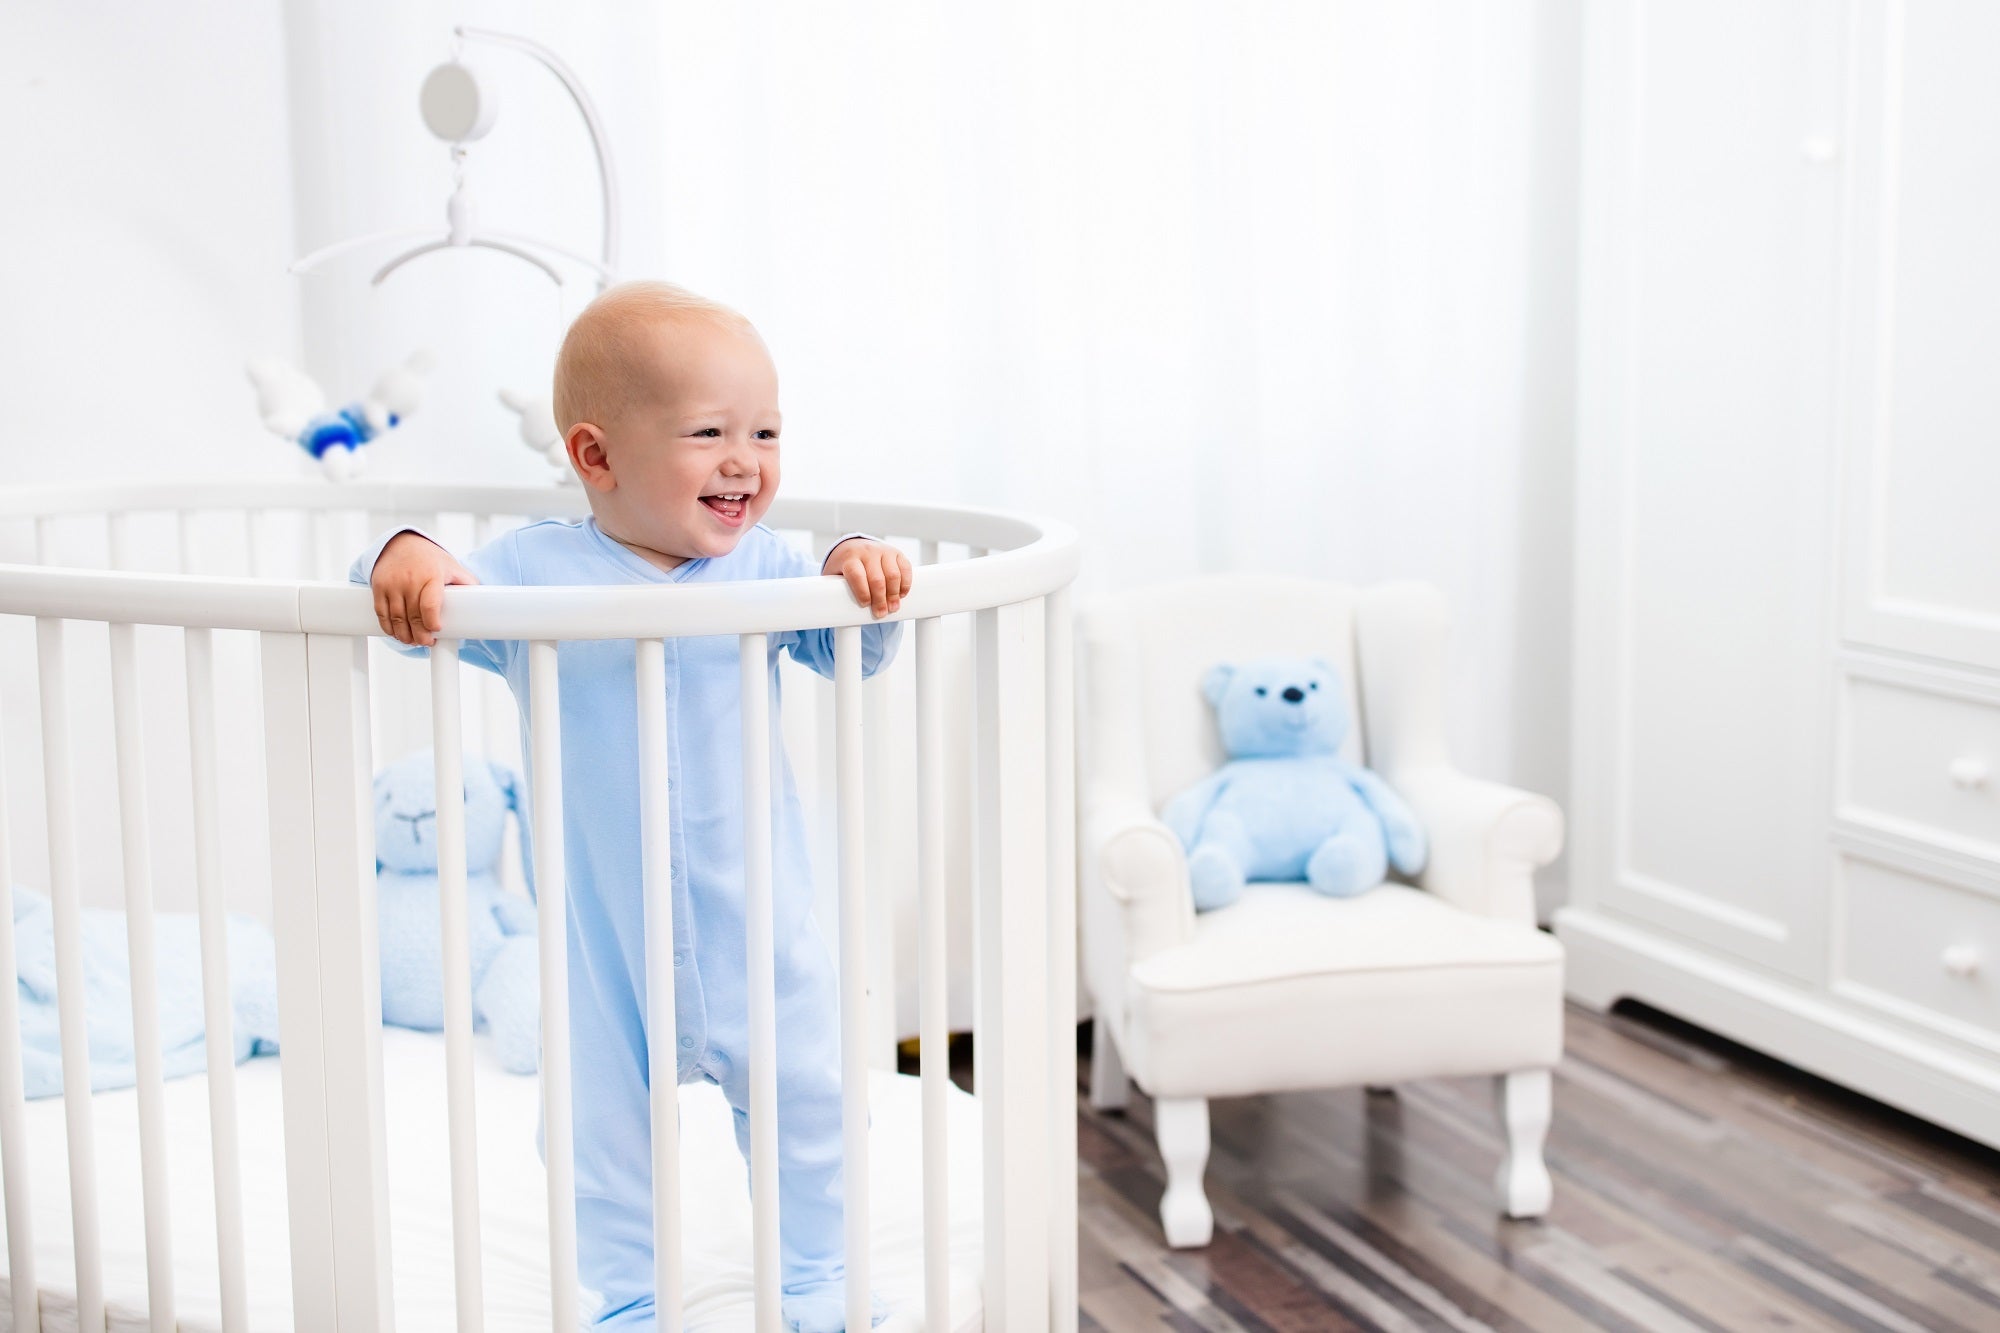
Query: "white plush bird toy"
498 386 574 484
246 351 435 481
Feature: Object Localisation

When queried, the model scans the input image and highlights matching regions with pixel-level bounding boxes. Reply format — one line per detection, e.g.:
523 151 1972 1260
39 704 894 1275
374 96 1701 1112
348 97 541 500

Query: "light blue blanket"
9 888 281 1099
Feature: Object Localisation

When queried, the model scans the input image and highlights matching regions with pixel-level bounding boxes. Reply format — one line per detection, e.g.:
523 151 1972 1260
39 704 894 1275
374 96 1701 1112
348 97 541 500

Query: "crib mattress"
0 1028 984 1331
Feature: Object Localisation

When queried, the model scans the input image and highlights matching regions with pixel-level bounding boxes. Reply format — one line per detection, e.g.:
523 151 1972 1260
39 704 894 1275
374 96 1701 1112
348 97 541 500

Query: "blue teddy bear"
373 749 540 1073
1163 655 1428 912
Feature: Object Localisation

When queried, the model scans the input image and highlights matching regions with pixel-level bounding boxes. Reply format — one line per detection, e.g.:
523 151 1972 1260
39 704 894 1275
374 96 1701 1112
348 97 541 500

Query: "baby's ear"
1201 663 1236 707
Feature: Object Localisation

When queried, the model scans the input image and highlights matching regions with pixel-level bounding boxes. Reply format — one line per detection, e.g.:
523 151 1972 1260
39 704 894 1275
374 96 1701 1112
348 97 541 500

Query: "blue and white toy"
498 385 575 484
246 351 434 481
1163 655 1428 912
372 748 540 1073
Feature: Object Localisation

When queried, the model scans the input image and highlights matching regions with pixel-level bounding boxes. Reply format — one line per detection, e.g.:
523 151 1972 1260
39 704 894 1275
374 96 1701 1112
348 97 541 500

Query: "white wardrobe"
1558 0 2000 1148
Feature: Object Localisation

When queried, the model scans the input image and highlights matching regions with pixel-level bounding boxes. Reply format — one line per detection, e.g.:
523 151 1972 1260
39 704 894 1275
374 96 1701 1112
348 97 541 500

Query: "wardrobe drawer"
1835 855 2000 1047
1840 676 2000 858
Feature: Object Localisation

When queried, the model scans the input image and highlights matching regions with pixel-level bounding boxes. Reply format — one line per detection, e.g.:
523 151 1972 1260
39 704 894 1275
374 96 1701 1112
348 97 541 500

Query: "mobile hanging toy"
267 27 621 483
246 352 434 481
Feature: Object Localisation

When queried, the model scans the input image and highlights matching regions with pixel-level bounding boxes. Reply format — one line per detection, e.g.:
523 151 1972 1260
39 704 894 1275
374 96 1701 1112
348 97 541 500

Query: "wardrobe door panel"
1841 0 2000 668
1572 0 1845 979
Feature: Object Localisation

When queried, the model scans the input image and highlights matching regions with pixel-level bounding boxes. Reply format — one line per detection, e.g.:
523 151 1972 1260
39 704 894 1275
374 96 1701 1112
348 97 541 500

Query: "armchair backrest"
1078 575 1367 811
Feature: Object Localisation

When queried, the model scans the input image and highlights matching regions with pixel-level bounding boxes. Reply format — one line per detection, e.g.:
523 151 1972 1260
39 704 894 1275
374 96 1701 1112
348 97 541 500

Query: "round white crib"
0 482 1080 1333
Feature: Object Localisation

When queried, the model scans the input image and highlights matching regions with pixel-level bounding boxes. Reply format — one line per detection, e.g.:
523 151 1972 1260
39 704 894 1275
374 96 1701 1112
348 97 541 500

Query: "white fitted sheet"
0 1028 984 1331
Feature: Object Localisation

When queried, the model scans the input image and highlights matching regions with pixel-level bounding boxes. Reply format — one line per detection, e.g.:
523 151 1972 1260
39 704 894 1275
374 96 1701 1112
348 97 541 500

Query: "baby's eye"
690 427 722 438
755 429 780 441
1255 686 1267 697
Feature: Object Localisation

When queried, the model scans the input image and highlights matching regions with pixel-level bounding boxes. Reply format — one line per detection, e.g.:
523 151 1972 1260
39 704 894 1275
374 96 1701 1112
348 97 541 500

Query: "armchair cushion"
1120 883 1563 1099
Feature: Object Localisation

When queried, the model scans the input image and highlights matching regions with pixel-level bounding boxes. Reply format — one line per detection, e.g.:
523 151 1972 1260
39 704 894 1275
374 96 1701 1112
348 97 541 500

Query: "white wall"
1 1 1583 918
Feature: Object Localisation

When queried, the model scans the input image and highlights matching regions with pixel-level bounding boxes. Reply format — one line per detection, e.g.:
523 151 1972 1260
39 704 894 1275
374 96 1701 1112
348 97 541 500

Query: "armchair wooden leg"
1495 1068 1554 1218
1155 1097 1214 1248
1089 1014 1129 1112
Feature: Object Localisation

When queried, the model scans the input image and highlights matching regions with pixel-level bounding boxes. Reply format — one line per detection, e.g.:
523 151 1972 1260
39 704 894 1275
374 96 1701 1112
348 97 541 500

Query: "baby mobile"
251 26 622 480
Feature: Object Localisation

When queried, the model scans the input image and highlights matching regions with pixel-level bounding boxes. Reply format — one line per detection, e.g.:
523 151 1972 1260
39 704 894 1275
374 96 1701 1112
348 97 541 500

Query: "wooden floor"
1069 1001 2000 1333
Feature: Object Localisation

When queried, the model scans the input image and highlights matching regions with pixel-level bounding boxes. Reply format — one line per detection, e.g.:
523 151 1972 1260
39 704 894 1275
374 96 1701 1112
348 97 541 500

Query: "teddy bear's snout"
1281 685 1306 704
392 809 436 844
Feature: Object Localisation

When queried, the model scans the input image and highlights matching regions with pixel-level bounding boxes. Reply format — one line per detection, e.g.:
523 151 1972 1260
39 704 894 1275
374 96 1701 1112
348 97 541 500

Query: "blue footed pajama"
352 517 902 1331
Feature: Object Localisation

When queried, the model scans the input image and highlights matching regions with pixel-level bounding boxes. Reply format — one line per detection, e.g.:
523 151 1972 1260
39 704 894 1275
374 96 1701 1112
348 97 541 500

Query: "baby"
353 281 912 1331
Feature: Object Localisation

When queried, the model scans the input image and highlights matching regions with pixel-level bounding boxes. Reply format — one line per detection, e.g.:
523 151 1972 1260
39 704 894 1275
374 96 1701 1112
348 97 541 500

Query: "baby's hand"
824 538 913 618
372 531 478 646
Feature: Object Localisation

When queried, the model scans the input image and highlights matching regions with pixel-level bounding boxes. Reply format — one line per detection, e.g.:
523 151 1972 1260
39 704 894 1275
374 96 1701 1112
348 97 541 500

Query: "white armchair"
1078 576 1565 1247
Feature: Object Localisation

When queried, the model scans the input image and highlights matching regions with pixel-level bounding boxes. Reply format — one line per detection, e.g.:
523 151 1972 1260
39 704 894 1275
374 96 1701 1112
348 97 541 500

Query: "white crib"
0 482 1080 1333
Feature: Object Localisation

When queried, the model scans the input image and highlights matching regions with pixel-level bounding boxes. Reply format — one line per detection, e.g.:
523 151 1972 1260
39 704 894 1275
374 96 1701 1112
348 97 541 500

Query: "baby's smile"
699 488 754 526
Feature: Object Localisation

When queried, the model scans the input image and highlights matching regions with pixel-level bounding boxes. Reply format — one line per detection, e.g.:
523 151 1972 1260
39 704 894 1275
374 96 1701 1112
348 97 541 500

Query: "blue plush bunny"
373 749 540 1073
1163 656 1427 912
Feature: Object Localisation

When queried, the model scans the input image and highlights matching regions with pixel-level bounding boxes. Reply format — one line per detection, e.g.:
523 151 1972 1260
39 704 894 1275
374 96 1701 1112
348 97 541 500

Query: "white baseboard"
1556 906 2000 1151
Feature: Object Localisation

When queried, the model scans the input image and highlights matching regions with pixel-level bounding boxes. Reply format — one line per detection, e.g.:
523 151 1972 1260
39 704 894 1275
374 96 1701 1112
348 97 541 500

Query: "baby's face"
585 317 782 565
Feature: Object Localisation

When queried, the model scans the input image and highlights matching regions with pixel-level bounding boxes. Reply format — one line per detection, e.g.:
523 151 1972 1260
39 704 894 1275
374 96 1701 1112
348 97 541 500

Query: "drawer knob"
1948 756 1990 790
1941 944 1982 979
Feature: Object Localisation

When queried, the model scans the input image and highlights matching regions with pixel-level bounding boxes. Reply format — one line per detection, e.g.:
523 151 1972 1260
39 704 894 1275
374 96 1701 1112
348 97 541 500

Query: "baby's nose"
1282 685 1305 704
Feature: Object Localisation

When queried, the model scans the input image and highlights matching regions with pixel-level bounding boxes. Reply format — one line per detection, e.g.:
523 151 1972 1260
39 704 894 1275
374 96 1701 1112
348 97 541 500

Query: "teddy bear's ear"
1201 663 1236 707
487 760 519 812
488 760 538 903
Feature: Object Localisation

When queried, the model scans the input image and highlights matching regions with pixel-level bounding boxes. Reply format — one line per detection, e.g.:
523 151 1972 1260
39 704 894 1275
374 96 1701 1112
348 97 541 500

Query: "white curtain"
1 2 1580 908
282 1 1578 798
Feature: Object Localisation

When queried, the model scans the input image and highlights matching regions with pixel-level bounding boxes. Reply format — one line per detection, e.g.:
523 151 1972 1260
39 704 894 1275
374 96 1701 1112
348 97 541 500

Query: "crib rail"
0 484 1079 1333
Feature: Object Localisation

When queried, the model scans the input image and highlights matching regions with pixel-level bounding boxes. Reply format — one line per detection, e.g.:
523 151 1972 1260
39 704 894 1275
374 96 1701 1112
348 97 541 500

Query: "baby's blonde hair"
552 280 760 436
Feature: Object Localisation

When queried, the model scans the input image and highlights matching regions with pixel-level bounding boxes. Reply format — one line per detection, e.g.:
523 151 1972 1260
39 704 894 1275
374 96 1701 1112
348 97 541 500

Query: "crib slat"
0 677 40 1331
37 617 105 1331
834 626 873 1333
973 601 1051 1332
110 623 178 1332
915 616 950 1332
636 638 684 1331
530 640 581 1333
244 511 263 579
309 509 330 582
107 512 131 572
740 632 782 1333
185 629 249 1333
176 510 196 576
431 644 489 1333
1045 588 1079 1333
863 658 899 1071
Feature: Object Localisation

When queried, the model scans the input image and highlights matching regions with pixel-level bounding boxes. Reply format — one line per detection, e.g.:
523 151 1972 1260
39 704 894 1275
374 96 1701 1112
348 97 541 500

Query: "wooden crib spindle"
834 626 873 1333
739 632 782 1333
973 599 1051 1333
106 513 131 573
176 511 196 576
914 615 950 1332
431 643 489 1333
0 675 40 1331
1045 586 1079 1333
109 622 178 1332
185 627 250 1333
635 638 684 1331
529 640 581 1333
36 617 105 1332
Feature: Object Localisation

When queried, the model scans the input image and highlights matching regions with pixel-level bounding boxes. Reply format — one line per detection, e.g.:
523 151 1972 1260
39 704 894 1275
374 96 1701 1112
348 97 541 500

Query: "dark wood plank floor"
1069 1001 2000 1333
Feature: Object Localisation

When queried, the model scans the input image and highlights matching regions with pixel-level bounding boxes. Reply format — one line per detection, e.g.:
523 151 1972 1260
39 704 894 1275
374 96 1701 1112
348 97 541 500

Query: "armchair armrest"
1393 765 1563 927
1081 789 1196 963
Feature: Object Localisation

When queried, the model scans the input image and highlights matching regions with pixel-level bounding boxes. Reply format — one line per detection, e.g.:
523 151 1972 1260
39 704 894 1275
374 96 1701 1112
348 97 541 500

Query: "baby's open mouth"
701 492 750 525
